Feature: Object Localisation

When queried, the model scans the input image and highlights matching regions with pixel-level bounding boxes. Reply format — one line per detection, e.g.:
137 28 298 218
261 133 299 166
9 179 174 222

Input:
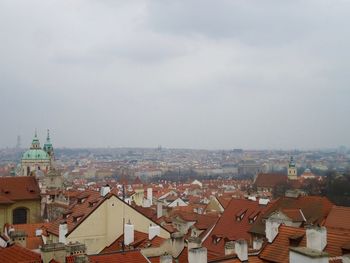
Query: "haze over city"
1 0 349 149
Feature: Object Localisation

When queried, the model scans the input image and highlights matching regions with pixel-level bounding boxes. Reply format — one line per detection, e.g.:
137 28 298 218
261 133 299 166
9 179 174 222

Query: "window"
13 208 28 224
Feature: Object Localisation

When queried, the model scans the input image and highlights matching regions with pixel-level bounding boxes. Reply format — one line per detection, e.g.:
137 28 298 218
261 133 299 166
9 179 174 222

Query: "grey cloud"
0 0 349 149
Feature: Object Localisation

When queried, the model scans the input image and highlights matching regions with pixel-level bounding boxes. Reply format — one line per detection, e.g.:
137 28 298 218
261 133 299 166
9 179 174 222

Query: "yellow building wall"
0 199 41 231
67 195 170 255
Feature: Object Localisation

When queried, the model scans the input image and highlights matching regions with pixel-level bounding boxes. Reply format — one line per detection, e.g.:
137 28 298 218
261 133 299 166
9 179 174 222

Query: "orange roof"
100 230 165 253
47 190 103 236
89 250 148 263
0 176 40 202
203 198 271 256
324 206 350 232
254 173 287 188
13 223 50 249
0 244 41 263
260 225 350 262
250 195 333 236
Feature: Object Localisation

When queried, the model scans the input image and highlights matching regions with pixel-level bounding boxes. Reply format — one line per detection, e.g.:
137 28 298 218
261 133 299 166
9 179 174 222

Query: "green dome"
22 149 50 160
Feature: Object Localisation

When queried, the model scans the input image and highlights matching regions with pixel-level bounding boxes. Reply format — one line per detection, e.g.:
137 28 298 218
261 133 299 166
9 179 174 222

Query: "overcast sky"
0 0 349 150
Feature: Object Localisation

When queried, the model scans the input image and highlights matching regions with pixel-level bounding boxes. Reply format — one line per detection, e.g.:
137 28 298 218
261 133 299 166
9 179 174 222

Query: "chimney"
188 247 207 263
100 185 111 197
235 239 248 262
171 232 184 258
160 254 173 263
59 221 68 244
188 236 201 250
253 238 264 250
265 218 280 243
124 222 134 245
157 202 163 219
224 241 235 256
147 188 153 205
9 231 27 248
41 243 66 263
306 226 327 251
149 225 160 240
343 255 350 263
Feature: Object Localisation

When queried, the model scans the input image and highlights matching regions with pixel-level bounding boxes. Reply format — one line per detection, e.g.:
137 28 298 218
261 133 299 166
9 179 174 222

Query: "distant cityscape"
0 131 349 262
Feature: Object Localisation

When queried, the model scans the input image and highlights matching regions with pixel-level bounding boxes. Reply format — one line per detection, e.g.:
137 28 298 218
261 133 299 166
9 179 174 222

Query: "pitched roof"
249 196 333 235
0 244 41 263
260 225 350 263
0 176 40 201
203 198 271 256
254 173 287 188
89 250 149 263
100 230 165 254
324 206 350 232
13 223 50 249
47 190 103 236
47 190 171 238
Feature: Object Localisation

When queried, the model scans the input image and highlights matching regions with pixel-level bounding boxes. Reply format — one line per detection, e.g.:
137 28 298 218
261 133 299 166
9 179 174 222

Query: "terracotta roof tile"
203 198 271 256
254 173 287 188
89 250 149 263
0 244 41 263
0 176 40 201
324 206 350 232
260 225 350 262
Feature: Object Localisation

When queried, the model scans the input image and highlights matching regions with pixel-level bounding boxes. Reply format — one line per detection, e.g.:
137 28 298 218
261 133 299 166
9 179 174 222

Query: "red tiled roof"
260 225 350 263
0 176 40 201
13 223 49 249
0 244 41 263
47 190 103 236
281 208 305 222
324 206 350 232
100 230 165 254
254 173 287 188
249 195 333 236
90 250 149 263
203 198 272 256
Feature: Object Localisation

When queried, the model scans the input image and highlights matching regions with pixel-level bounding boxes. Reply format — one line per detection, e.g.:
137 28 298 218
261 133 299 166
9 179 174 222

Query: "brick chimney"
9 230 27 248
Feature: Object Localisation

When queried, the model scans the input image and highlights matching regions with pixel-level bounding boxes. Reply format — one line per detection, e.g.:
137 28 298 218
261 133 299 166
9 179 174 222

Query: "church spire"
43 128 54 159
46 129 51 143
31 129 41 149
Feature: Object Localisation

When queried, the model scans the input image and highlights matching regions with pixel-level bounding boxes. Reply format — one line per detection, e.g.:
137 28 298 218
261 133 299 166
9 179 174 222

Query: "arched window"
27 167 30 176
13 208 28 224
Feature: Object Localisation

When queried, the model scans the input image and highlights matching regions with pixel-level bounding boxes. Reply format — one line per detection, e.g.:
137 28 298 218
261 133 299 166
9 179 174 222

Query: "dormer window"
63 211 72 219
235 209 247 222
248 211 260 224
212 235 222 244
73 215 83 223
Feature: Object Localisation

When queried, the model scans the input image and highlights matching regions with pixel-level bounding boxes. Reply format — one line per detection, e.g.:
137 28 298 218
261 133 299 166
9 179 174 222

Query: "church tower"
43 129 54 160
287 156 298 180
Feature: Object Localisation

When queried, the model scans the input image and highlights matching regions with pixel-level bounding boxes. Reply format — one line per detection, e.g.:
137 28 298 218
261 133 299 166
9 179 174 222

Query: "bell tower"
287 156 297 180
